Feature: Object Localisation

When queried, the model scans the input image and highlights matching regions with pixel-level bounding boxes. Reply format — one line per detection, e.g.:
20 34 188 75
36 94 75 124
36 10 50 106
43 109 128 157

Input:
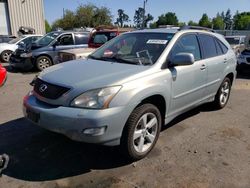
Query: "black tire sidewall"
121 104 162 160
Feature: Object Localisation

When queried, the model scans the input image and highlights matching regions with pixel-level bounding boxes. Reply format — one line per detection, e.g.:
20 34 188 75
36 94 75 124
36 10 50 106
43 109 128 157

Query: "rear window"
90 32 118 45
199 34 217 59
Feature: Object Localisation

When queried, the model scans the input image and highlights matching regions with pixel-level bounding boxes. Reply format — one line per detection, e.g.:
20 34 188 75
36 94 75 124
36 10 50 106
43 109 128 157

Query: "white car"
0 34 42 62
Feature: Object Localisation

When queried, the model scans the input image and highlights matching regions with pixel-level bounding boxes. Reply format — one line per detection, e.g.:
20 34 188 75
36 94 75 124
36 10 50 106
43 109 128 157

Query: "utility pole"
142 0 148 29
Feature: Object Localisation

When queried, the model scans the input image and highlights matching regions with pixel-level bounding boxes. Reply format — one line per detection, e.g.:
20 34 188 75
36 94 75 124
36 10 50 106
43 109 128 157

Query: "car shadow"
0 104 217 181
236 70 250 79
0 118 130 181
2 63 38 75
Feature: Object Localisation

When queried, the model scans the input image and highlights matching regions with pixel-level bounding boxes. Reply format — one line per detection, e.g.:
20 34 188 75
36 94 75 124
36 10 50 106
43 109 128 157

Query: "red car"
0 64 7 86
88 26 133 48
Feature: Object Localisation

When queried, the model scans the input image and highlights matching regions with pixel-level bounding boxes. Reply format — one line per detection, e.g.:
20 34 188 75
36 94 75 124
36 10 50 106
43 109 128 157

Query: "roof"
132 28 179 34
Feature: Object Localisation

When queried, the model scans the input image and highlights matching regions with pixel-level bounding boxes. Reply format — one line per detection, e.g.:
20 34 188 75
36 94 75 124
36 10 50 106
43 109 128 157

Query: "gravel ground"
0 63 250 188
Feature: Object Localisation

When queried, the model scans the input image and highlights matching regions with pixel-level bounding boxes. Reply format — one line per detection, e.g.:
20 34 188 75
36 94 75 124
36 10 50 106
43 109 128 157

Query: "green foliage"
45 20 51 33
51 3 112 30
198 14 212 28
115 9 130 27
134 7 153 28
234 12 250 30
156 12 178 26
212 13 224 30
188 20 198 26
134 7 145 28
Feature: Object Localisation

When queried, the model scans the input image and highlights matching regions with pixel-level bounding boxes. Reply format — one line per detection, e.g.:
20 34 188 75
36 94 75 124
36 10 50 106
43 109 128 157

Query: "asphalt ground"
0 63 250 188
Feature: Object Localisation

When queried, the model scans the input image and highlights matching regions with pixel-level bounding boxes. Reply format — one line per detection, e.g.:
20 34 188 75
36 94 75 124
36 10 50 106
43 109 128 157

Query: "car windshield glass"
36 32 60 46
225 37 240 45
8 36 24 44
89 32 174 65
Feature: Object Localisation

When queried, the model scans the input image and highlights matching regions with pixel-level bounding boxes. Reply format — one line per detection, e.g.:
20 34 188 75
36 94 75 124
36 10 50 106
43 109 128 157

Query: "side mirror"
171 53 195 66
52 41 59 47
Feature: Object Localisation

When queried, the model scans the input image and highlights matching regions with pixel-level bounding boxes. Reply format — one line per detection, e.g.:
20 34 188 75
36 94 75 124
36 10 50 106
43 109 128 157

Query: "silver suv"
23 26 237 160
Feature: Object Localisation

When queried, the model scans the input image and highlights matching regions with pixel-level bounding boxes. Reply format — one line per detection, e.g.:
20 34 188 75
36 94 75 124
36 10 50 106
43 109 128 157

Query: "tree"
134 7 145 28
188 20 198 26
115 9 130 27
51 3 112 30
45 20 51 33
224 9 233 29
198 14 212 28
144 13 154 27
212 13 224 30
156 12 178 26
234 12 250 30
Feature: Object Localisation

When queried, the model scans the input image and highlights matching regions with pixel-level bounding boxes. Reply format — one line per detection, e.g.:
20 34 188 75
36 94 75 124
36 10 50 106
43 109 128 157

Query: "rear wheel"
212 77 231 109
121 104 162 160
36 56 52 71
1 50 12 62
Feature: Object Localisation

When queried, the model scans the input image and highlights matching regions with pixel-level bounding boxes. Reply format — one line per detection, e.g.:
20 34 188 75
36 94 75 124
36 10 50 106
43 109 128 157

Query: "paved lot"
0 63 250 188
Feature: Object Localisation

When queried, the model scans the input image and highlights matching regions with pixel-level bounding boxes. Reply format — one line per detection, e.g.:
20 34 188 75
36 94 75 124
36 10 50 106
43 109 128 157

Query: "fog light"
83 127 107 136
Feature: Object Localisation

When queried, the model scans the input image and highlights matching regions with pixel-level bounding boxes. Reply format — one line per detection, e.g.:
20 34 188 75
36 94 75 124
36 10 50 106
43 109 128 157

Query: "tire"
212 77 232 109
120 104 162 160
36 56 52 71
1 50 13 62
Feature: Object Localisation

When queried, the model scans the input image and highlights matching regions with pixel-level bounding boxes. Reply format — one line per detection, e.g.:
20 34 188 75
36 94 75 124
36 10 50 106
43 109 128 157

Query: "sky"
43 0 250 25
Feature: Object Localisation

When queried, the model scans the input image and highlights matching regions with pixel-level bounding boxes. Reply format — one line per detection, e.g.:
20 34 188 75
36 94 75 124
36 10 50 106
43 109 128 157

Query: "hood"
39 59 149 91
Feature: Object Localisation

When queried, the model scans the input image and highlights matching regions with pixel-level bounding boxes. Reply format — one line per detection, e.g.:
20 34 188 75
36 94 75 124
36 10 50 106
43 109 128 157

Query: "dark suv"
10 31 89 71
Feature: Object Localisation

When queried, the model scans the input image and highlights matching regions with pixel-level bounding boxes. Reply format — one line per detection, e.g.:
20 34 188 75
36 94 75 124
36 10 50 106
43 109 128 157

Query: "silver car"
23 26 237 160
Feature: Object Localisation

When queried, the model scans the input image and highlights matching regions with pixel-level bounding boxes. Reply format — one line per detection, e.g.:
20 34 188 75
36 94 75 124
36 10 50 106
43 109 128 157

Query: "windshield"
225 37 240 45
36 32 60 46
89 32 174 65
8 36 24 44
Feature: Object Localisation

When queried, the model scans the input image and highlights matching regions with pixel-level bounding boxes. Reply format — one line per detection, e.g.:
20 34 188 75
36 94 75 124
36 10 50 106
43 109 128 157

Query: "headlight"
20 52 32 58
71 86 122 109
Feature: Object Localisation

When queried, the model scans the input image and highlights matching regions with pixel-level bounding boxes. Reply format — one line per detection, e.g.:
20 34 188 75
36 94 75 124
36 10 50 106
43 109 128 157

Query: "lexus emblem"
39 84 48 93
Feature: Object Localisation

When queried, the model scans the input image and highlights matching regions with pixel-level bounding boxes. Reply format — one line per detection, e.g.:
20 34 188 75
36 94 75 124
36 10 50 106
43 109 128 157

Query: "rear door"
168 33 207 116
198 34 228 97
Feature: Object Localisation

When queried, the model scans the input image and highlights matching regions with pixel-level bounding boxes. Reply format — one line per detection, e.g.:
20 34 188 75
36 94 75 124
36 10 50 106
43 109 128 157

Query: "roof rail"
180 26 215 33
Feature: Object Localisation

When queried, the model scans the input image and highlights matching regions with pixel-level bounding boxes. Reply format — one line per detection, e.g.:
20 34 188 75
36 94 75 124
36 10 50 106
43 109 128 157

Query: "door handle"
200 64 206 70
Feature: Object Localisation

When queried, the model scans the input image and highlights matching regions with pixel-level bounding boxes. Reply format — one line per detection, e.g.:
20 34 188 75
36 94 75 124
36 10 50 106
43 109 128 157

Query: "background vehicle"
237 49 250 73
57 48 95 63
88 26 133 48
24 27 236 160
0 35 42 62
0 35 16 44
0 64 7 87
225 35 246 56
10 31 90 71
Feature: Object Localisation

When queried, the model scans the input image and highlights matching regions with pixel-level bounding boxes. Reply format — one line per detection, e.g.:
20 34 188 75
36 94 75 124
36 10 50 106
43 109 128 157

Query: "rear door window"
214 38 223 56
199 34 218 59
74 33 89 45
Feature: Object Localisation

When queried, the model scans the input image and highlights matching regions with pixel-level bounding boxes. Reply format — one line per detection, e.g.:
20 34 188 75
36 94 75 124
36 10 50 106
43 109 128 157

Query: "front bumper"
23 94 130 146
9 56 34 70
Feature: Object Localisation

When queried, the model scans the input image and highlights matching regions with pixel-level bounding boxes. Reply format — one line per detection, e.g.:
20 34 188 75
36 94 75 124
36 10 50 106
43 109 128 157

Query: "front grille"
34 78 70 100
246 57 250 63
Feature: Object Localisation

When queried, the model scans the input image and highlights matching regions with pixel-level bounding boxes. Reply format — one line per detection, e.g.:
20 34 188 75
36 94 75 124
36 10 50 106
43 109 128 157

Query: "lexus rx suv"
23 26 237 160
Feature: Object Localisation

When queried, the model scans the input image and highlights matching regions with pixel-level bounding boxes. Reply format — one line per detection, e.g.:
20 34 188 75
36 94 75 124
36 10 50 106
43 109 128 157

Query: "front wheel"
36 56 52 71
121 104 162 160
1 50 12 62
212 77 232 109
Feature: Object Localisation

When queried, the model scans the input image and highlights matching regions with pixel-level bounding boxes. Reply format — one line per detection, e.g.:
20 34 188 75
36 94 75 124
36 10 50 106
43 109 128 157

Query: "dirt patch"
220 127 243 139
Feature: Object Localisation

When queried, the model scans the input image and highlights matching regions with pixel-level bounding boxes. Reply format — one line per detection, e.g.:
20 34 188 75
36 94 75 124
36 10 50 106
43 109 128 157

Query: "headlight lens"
71 86 121 109
20 52 32 58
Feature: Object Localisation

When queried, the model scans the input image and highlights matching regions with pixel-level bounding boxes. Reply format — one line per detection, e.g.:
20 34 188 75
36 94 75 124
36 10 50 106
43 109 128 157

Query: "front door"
168 34 207 116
